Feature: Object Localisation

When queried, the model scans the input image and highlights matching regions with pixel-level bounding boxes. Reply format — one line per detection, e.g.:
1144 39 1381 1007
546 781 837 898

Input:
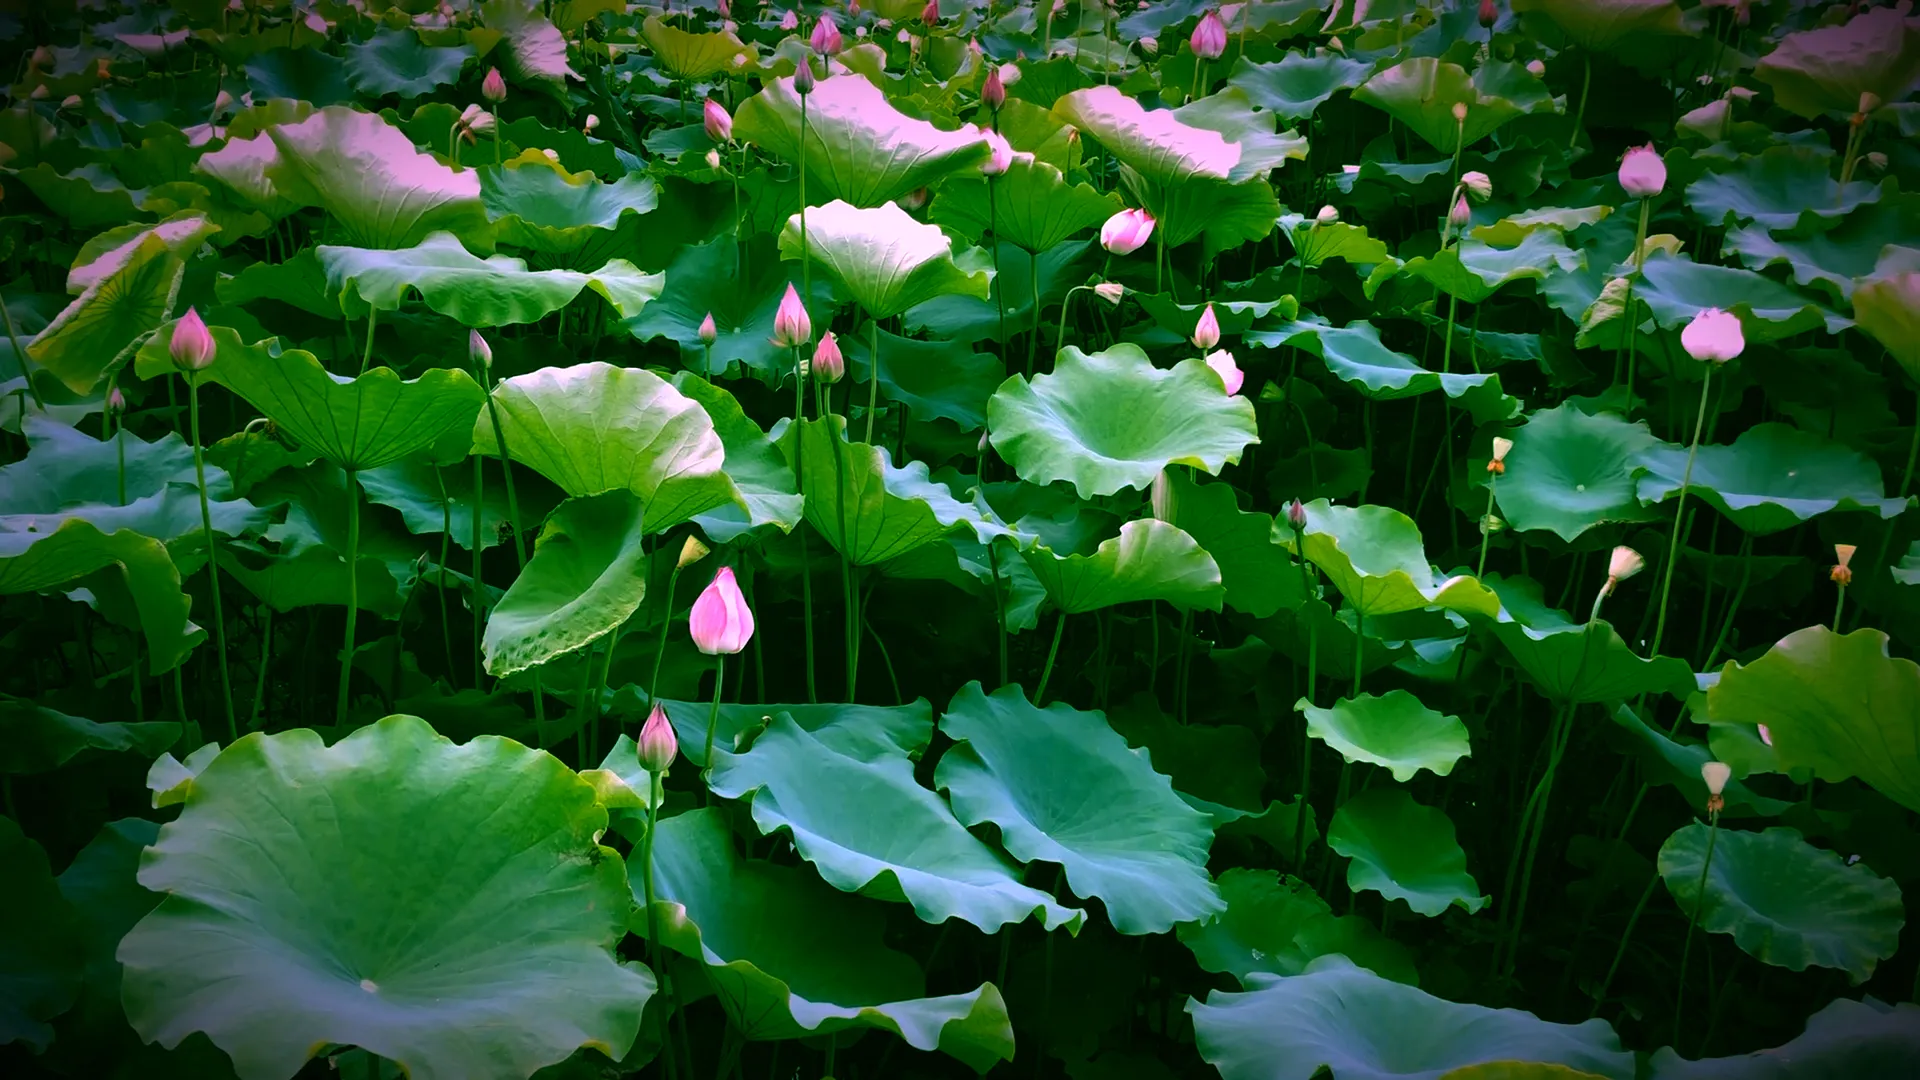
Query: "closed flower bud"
1866 151 1888 172
170 307 216 372
1526 59 1546 77
1093 281 1125 306
1681 307 1743 363
1602 546 1645 595
1479 0 1498 27
1286 498 1308 532
1191 10 1227 60
704 98 732 142
1449 194 1472 228
459 103 494 138
1487 435 1513 474
1150 469 1176 522
922 0 939 23
482 66 507 103
698 312 718 345
1315 204 1340 226
793 59 816 95
584 113 600 133
811 13 843 55
469 329 492 371
1461 170 1492 202
690 566 755 655
1100 208 1155 255
1618 144 1666 198
637 702 679 773
982 64 1006 110
1758 724 1772 746
780 9 799 30
1831 543 1856 587
1451 101 1469 123
1140 36 1159 55
60 94 80 111
772 283 811 347
718 0 730 16
812 330 845 383
1191 303 1222 349
678 535 711 571
1204 348 1243 394
705 147 723 170
30 84 48 101
107 385 127 416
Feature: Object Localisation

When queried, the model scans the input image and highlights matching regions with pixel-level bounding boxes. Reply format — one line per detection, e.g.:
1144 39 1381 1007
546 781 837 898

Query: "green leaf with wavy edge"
1492 402 1667 542
706 709 1085 934
1052 85 1240 186
1658 824 1904 983
1604 704 1790 819
356 456 551 554
1509 0 1687 53
0 519 201 675
1647 997 1920 1079
0 697 180 776
479 0 579 91
318 233 663 325
638 808 1014 1070
1022 518 1225 615
1352 58 1559 155
1225 52 1378 122
1705 626 1920 813
778 199 990 320
1401 231 1584 305
668 373 802 542
624 235 837 384
929 157 1123 254
1247 317 1522 424
0 814 83 1051
1189 958 1635 1080
1633 422 1903 536
1177 869 1417 987
636 695 933 770
1851 263 1920 385
1278 214 1393 270
1281 499 1499 619
482 491 649 677
844 322 1004 433
1484 576 1694 704
733 74 992 207
638 14 753 79
906 239 1095 345
476 362 741 534
1724 204 1919 304
1686 147 1886 233
780 416 1000 565
1328 787 1488 917
1173 88 1311 185
1298 690 1470 783
478 156 659 258
1469 206 1615 248
1161 470 1305 619
987 344 1259 500
934 682 1223 935
343 28 474 99
117 716 651 1080
1753 3 1920 119
263 105 489 249
1631 251 1847 342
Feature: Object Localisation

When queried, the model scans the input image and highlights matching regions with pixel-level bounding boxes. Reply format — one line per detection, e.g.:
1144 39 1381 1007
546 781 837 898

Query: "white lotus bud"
1701 761 1731 796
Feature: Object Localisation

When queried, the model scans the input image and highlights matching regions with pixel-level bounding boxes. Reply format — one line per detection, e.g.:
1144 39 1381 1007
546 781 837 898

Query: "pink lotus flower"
772 283 811 347
704 98 732 142
1286 499 1307 531
1479 0 1498 28
1190 10 1227 61
811 13 843 55
1100 208 1154 255
780 9 799 30
1204 349 1242 394
481 66 507 103
1191 303 1221 349
1681 307 1744 363
170 308 216 372
1618 144 1666 198
698 312 718 345
923 0 939 23
469 329 492 371
637 702 679 772
982 64 1006 110
690 566 755 655
812 330 845 383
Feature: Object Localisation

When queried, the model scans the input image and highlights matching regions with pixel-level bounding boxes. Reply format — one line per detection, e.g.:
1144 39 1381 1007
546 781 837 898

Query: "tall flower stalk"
172 309 237 739
1651 309 1744 658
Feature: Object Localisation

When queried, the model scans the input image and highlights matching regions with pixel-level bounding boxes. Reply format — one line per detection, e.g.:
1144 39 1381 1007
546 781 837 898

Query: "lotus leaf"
1177 869 1417 986
1630 252 1846 342
1022 519 1225 615
0 519 199 675
1248 317 1523 424
929 157 1122 254
343 29 474 99
1160 470 1305 619
0 814 84 1051
669 373 802 541
1686 147 1886 233
779 200 991 320
1634 423 1903 535
843 324 1004 433
1299 691 1471 782
1509 0 1687 52
482 491 652 677
479 0 578 91
1647 996 1920 1079
319 233 663 325
1484 578 1694 703
1226 52 1378 122
1852 265 1920 383
478 157 660 258
1753 3 1920 119
638 15 751 80
1283 499 1499 619
782 417 998 565
1328 787 1488 916
1052 85 1240 186
1353 58 1559 154
1401 231 1584 305
624 235 838 383
259 105 489 249
0 699 179 775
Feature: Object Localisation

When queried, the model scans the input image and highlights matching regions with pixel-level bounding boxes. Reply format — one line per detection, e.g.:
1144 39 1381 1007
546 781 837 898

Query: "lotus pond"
4 1 1920 1078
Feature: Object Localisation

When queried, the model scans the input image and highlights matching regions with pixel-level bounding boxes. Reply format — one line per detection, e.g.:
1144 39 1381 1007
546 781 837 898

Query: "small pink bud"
1449 194 1472 229
698 312 718 345
1680 307 1744 364
811 330 845 383
469 329 492 371
793 58 816 95
1204 349 1242 394
1190 10 1227 61
982 64 1006 110
1618 144 1666 199
772 283 811 347
922 0 939 23
780 8 799 30
637 702 679 773
690 566 756 655
811 13 843 55
1191 303 1221 350
1100 207 1155 256
107 385 127 416
703 98 732 142
170 308 216 372
717 0 730 16
1479 0 1498 28
481 66 507 103
1286 499 1308 531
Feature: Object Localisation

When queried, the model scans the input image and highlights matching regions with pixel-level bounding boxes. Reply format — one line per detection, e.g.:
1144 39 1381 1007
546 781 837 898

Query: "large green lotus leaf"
1632 252 1846 342
28 214 218 394
638 15 752 79
934 683 1222 935
117 716 651 1080
478 157 659 258
668 373 802 541
1705 626 1920 813
319 233 663 325
1172 88 1312 184
1484 578 1693 703
264 105 488 249
343 28 474 98
477 362 740 533
1604 705 1790 819
707 711 1084 933
783 417 998 565
243 47 353 106
11 162 145 231
1283 500 1499 619
1052 85 1240 186
1298 691 1470 783
216 248 338 318
47 818 167 1074
1723 201 1919 303
1509 0 1686 52
987 344 1259 499
1162 470 1305 619
1848 255 1920 383
483 491 649 677
1401 231 1584 305
928 157 1123 254
0 814 85 1051
1647 996 1920 1080
733 74 992 207
1022 519 1224 615
1658 824 1904 983
1248 318 1521 424
1493 403 1665 542
1225 52 1378 122
640 809 1012 1070
1470 207 1615 248
225 463 422 619
1189 959 1635 1080
1753 3 1920 119
196 128 307 220
357 456 552 553
0 698 180 775
1278 213 1393 270
1352 58 1558 154
1176 869 1417 987
1634 423 1902 536
625 235 837 383
843 323 1004 432
644 696 934 770
0 519 200 675
1328 787 1487 917
778 200 990 320
166 327 486 473
479 0 579 90
1686 147 1885 233
1139 171 1287 255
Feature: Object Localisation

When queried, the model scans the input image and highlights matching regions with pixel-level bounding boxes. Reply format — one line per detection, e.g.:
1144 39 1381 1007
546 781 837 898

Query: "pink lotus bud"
717 0 731 16
704 98 732 142
1618 144 1666 198
900 186 930 211
1204 349 1242 394
1191 303 1221 349
793 59 816 95
482 66 507 103
1093 282 1125 305
59 94 81 111
1758 724 1772 746
1602 546 1645 596
1451 101 1469 124
812 330 845 383
107 385 127 416
1449 194 1472 228
780 8 799 30
811 13 843 55
1190 10 1227 60
980 128 1013 176
584 113 600 133
170 308 216 372
30 84 48 101
1680 307 1743 364
1315 204 1340 226
637 702 679 773
698 312 718 345
922 0 939 23
1479 0 1498 28
772 283 811 347
1100 207 1154 255
690 566 755 655
1461 170 1492 202
1527 59 1546 77
1140 36 1159 56
982 64 1006 110
1286 499 1307 531
469 329 493 372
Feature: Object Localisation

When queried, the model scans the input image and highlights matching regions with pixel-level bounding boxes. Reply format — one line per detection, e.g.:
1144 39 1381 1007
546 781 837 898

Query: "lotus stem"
1674 809 1721 1046
433 468 454 675
1026 249 1043 376
1622 198 1652 417
1651 366 1714 659
864 317 881 445
702 654 725 777
988 541 1010 687
1035 608 1067 704
250 607 270 729
1503 697 1577 976
792 346 818 704
1568 53 1591 149
1833 579 1847 635
646 563 683 707
1475 475 1497 579
1291 518 1318 869
477 357 547 739
336 466 361 728
0 288 44 410
1703 532 1753 671
1054 284 1086 358
471 454 486 688
358 308 376 376
989 176 1006 353
1588 870 1660 1019
189 376 238 741
637 776 680 1080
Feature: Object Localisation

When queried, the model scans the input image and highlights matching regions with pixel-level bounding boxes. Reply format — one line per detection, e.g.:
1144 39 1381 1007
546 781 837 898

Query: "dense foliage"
4 1 1920 1078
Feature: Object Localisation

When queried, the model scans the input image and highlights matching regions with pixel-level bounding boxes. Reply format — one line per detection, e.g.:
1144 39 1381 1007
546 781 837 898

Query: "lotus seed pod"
1191 303 1222 349
636 703 679 773
679 535 711 571
170 308 216 372
811 330 845 383
1487 436 1513 474
689 566 756 655
1681 307 1744 363
1204 349 1243 395
1831 543 1857 586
